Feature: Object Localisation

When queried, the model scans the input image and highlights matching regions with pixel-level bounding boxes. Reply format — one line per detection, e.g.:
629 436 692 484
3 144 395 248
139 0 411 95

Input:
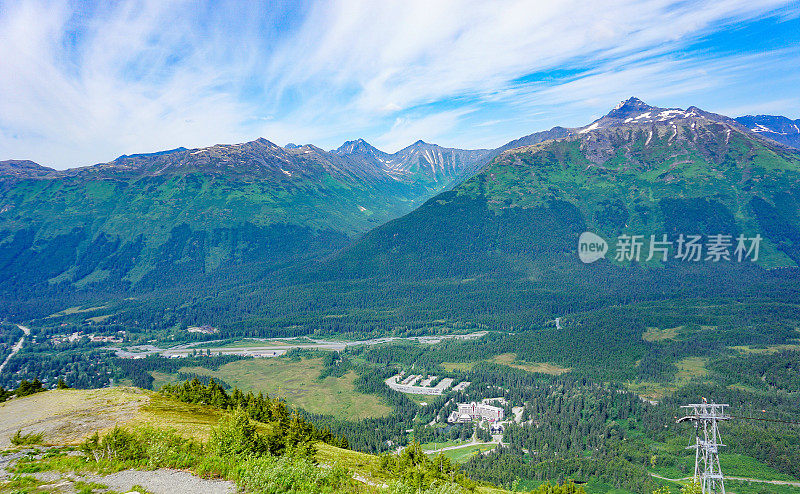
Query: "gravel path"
87 469 236 494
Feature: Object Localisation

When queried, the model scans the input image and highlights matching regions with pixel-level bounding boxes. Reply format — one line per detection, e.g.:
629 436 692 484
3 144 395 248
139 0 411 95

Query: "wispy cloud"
375 109 474 152
0 0 798 168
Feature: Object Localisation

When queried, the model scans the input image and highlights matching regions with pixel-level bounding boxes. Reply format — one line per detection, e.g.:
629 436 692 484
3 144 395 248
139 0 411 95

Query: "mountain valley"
1 98 799 494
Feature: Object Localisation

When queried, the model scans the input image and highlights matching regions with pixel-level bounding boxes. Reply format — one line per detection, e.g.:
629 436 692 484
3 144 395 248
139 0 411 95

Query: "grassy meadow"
150 356 391 420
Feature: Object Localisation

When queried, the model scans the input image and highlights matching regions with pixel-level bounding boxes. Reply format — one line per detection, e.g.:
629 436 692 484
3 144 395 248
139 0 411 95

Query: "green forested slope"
0 138 488 313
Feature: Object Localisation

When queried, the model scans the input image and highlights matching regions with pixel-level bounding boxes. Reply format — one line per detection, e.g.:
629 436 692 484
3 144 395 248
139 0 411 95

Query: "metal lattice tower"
677 401 731 494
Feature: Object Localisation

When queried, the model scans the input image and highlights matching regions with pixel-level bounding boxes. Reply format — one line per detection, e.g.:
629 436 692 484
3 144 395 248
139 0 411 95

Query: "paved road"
650 473 800 487
112 331 488 359
0 325 30 373
423 439 500 454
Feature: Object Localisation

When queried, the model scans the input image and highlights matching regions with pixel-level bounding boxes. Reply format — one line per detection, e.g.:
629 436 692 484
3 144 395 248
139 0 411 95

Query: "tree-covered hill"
0 137 489 304
3 98 800 339
331 97 800 278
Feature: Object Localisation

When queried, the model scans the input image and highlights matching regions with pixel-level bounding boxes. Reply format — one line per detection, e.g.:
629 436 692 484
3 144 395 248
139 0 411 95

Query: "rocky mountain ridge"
734 114 800 149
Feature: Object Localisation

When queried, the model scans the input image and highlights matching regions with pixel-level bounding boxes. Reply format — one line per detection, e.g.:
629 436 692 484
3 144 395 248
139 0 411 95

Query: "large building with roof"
448 401 504 423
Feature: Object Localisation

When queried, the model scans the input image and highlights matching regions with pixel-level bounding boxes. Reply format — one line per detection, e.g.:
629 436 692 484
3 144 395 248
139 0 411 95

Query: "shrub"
80 426 201 469
530 481 587 494
386 481 469 494
10 429 44 446
209 409 268 458
81 427 145 463
237 455 354 494
380 442 474 491
15 378 45 397
681 482 702 494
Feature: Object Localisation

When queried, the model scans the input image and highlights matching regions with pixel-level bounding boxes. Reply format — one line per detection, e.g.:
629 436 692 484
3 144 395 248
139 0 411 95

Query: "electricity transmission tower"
677 401 731 494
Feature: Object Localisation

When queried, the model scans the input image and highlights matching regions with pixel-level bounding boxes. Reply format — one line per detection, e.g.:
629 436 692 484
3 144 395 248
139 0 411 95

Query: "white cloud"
267 0 789 111
0 0 261 167
717 99 800 119
375 109 472 152
0 0 797 168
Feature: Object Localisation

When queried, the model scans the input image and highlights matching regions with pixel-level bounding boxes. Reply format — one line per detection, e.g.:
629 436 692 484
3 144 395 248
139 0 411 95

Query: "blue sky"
1 0 799 169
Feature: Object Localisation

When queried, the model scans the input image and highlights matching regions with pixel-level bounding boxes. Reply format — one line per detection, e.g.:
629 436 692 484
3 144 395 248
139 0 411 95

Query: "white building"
385 374 462 395
448 401 505 423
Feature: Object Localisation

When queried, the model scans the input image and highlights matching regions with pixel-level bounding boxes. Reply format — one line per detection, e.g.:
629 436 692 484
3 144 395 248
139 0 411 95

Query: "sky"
1 0 799 169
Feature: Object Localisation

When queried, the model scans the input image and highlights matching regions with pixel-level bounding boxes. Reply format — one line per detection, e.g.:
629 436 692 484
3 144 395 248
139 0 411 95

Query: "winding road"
0 325 29 374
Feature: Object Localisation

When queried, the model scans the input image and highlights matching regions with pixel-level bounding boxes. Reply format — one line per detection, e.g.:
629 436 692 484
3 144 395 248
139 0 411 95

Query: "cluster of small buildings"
448 398 506 424
385 373 471 395
51 331 125 345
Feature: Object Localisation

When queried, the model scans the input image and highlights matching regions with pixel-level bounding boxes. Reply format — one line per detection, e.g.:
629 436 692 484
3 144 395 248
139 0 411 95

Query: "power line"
730 415 800 426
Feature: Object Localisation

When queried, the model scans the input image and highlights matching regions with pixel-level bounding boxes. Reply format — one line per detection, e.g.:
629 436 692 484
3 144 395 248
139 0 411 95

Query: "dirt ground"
0 388 150 449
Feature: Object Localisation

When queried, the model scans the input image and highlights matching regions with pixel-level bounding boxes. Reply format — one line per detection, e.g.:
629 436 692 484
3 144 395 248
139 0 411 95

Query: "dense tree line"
708 350 800 393
0 348 116 389
299 365 421 453
114 354 247 389
0 378 45 403
174 372 232 389
463 449 655 493
160 378 349 450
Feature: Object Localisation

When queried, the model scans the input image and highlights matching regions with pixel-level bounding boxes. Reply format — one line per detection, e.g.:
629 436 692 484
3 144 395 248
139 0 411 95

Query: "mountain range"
2 97 799 494
1 97 799 328
0 137 492 298
332 97 800 278
734 114 800 149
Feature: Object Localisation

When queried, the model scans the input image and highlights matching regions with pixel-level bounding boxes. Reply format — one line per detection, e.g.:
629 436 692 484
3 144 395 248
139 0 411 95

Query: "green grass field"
420 439 468 451
134 392 223 442
582 479 637 494
46 304 109 318
174 357 392 420
721 454 800 481
642 326 681 342
149 370 176 390
316 442 392 486
491 353 571 375
730 344 800 354
674 357 709 383
725 479 800 494
0 387 225 448
441 361 478 372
